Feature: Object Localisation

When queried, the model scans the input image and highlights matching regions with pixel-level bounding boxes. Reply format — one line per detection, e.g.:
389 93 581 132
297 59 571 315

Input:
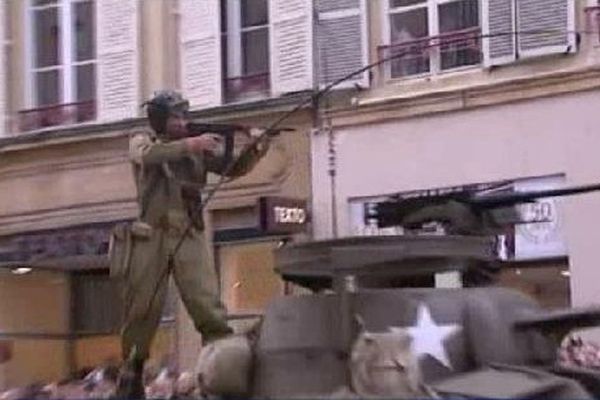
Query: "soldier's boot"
115 358 145 399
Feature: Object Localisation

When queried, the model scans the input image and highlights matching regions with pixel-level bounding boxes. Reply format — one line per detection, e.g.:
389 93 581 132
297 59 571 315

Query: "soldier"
115 90 270 398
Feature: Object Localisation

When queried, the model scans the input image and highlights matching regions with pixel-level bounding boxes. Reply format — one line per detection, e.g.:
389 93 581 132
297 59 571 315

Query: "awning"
0 221 126 272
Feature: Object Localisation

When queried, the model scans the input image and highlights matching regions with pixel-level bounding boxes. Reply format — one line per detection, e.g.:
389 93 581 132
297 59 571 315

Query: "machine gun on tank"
371 183 600 235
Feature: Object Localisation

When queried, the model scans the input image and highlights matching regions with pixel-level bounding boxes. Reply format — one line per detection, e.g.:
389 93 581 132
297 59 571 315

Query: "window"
385 0 480 79
22 0 96 131
221 0 270 103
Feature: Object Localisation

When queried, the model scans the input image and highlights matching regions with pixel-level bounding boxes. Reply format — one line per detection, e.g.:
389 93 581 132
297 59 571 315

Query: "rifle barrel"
187 122 296 137
470 183 600 208
187 122 246 135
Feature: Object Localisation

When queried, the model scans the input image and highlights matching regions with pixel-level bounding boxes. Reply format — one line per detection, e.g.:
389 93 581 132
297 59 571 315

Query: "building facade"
2 0 600 390
0 0 326 389
312 0 600 313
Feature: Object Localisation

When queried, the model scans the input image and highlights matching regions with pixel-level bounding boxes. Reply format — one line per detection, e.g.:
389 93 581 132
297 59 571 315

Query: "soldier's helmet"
143 90 190 135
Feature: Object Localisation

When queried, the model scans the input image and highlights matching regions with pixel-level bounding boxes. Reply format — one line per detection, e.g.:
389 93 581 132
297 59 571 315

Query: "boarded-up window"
217 241 284 315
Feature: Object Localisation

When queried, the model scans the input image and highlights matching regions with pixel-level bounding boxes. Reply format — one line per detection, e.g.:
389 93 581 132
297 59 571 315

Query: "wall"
0 270 70 389
5 0 25 134
0 134 136 235
140 0 175 99
312 89 600 311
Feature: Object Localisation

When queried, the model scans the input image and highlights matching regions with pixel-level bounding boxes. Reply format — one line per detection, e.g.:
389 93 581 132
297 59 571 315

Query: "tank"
200 184 600 399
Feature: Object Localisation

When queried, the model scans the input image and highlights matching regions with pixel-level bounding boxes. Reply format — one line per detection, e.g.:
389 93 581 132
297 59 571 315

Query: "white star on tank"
390 303 461 369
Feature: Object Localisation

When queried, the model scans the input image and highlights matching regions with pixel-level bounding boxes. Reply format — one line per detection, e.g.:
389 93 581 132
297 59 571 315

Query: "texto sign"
259 196 309 234
273 206 307 224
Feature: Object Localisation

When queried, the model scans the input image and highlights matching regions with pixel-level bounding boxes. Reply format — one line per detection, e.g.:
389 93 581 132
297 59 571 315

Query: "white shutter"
482 0 517 67
179 0 222 109
316 0 369 88
516 0 576 58
269 0 314 96
96 0 140 122
0 0 5 136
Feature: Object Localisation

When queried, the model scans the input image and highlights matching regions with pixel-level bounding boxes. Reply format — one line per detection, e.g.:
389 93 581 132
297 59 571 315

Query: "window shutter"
179 0 222 109
516 0 576 58
0 0 5 136
482 0 517 67
269 0 314 96
316 0 369 88
96 0 140 122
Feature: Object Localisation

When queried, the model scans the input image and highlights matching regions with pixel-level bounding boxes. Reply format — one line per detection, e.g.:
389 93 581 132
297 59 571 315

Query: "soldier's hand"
185 134 222 154
248 127 265 138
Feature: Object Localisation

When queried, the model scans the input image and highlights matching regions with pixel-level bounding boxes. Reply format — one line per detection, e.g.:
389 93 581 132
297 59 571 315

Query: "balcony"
18 100 96 133
224 72 270 104
377 27 482 80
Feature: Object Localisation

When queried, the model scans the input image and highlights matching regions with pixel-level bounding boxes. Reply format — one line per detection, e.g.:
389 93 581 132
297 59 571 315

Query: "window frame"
223 0 269 80
382 0 482 79
220 0 270 103
24 0 96 109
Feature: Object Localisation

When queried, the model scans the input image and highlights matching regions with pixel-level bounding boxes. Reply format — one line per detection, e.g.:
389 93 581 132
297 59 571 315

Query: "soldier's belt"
157 213 195 236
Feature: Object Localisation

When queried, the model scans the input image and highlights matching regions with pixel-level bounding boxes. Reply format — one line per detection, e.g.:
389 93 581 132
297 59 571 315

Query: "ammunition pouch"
108 221 153 279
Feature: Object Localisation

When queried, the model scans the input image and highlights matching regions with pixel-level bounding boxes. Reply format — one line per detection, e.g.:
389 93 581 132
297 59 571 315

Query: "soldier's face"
166 114 188 139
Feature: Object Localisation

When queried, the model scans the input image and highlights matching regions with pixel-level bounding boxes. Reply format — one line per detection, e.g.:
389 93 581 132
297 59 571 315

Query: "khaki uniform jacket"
129 129 267 227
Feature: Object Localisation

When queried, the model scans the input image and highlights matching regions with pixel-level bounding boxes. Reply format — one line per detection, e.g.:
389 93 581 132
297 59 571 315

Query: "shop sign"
259 197 309 234
513 175 567 260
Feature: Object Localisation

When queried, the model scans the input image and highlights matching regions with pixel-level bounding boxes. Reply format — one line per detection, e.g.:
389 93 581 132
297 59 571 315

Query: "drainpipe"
311 2 338 240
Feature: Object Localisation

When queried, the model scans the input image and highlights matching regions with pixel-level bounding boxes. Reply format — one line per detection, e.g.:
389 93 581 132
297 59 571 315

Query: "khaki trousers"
121 220 232 361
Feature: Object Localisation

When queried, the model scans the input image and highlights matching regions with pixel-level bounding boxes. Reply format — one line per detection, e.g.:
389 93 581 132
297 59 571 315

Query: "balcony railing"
225 72 270 103
18 100 96 132
377 27 482 79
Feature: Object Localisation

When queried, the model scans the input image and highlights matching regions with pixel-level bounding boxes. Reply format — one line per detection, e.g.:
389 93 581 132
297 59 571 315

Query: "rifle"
186 122 295 137
185 122 295 166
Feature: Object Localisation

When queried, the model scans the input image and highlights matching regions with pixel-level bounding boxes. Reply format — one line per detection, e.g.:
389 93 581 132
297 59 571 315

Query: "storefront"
211 196 310 331
0 221 178 389
0 195 310 389
0 109 312 386
311 89 600 311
